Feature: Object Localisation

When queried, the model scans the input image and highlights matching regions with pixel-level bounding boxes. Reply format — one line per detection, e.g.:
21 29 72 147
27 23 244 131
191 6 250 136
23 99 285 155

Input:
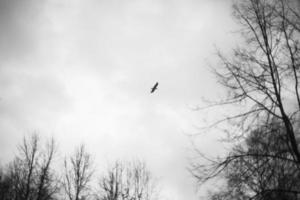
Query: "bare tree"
63 144 94 200
191 0 300 198
35 138 59 200
97 160 157 200
0 134 59 200
196 0 300 160
21 134 39 200
97 161 123 200
203 120 300 200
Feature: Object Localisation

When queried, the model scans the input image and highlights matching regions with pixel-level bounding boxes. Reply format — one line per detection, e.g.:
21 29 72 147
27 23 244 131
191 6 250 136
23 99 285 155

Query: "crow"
150 82 159 93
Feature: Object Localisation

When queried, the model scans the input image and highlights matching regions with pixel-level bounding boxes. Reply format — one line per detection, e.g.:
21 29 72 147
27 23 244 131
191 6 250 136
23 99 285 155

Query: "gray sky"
0 0 237 199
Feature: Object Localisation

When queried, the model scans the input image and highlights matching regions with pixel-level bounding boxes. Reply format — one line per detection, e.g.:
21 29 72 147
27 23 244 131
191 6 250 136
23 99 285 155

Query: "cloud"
0 0 46 61
0 0 236 200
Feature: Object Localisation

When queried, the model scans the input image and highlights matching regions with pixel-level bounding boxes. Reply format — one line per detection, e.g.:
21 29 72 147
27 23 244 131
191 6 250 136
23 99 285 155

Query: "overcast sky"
0 0 237 199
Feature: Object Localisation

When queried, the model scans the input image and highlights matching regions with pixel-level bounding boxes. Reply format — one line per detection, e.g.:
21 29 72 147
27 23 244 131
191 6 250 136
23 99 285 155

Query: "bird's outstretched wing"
151 82 159 93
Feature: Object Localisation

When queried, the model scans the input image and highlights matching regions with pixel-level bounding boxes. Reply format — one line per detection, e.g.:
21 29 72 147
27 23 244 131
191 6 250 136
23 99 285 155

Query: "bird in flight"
151 82 159 93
